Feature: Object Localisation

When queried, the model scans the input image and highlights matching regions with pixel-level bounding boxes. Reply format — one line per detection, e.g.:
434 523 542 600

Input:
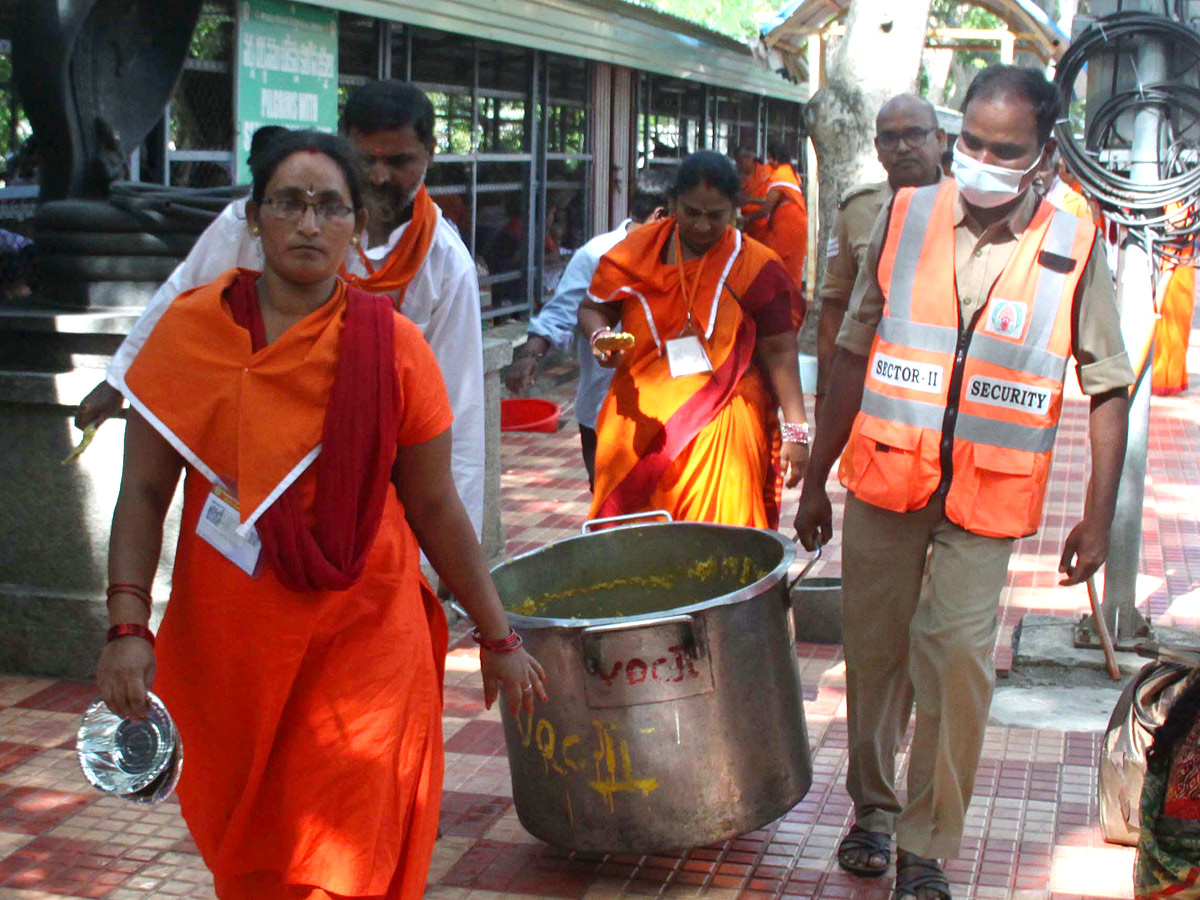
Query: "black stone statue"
12 0 245 309
14 0 205 200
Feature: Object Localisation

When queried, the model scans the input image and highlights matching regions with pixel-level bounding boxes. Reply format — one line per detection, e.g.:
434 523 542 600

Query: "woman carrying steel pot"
96 129 545 900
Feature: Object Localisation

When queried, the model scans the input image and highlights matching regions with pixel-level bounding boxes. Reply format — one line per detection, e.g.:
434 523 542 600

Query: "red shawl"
226 273 399 592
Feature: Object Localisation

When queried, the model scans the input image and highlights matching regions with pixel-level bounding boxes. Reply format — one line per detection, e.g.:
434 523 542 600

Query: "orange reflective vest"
838 179 1097 539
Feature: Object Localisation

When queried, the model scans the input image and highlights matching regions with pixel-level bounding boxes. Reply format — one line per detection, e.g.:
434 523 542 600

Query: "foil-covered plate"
77 692 181 804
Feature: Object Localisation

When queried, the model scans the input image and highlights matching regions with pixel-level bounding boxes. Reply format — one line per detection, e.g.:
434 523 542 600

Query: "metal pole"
1079 18 1162 649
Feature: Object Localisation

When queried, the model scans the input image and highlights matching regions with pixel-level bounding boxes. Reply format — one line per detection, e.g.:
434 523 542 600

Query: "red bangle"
470 627 523 653
107 623 155 647
107 583 152 615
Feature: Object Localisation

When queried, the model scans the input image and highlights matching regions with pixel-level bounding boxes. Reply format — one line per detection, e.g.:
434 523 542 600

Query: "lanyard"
673 227 712 335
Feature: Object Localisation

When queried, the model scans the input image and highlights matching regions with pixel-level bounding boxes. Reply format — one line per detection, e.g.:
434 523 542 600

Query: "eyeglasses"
876 127 937 151
260 197 355 224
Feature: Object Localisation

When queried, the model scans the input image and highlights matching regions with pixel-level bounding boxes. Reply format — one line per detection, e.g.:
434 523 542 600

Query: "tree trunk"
923 46 955 107
800 0 932 352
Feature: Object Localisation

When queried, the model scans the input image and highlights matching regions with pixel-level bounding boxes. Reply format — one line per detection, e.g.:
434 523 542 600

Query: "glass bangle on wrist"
781 422 811 445
470 626 523 653
107 623 155 647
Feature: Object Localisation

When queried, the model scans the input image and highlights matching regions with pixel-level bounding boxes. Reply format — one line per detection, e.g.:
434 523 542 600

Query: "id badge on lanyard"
196 486 262 577
666 229 715 379
665 332 713 378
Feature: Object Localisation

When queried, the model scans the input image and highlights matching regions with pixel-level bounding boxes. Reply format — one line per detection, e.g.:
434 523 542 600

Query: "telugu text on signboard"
235 0 338 183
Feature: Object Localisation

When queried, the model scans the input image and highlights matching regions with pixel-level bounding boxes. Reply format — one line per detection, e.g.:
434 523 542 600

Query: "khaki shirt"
819 181 891 312
836 188 1136 395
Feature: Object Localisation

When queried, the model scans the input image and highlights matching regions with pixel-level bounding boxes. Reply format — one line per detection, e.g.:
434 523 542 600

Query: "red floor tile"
15 681 100 715
0 835 147 897
0 785 93 835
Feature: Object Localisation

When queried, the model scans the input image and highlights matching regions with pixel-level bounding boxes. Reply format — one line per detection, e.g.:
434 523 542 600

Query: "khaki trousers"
841 493 1013 859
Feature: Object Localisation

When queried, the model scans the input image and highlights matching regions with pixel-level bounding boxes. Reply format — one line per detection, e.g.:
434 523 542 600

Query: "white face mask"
951 140 1042 209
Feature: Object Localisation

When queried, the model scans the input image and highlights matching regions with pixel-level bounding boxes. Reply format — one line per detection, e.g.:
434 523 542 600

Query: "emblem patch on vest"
967 376 1052 413
983 299 1028 339
871 353 944 393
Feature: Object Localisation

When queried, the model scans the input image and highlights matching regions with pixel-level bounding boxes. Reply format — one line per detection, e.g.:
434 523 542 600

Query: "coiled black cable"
1053 10 1200 265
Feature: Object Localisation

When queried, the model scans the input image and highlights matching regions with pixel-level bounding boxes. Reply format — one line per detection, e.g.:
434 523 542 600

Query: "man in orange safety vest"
796 65 1134 899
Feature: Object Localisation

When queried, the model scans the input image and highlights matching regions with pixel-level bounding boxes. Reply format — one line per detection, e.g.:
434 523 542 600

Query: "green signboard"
235 0 339 183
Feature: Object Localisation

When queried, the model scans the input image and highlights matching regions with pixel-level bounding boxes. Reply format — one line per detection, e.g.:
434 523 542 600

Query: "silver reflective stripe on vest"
954 412 1059 453
970 333 1070 380
860 388 946 432
884 184 940 320
877 317 958 354
1022 206 1082 352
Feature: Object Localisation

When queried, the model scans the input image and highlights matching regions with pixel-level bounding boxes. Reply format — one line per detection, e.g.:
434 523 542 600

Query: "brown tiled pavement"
0 327 1196 899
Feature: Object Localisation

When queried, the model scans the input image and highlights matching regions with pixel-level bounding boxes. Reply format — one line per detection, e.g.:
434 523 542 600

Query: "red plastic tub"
500 397 561 433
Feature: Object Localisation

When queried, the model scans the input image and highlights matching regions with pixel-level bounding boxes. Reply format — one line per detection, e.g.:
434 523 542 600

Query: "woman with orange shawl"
743 143 809 330
95 131 545 900
1153 263 1195 395
579 151 809 529
736 146 773 243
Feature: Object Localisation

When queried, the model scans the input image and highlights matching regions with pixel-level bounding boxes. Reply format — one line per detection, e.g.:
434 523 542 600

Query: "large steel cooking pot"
489 514 813 854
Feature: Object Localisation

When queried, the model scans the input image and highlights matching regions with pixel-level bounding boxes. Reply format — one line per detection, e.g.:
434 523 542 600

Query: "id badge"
665 334 713 379
196 486 262 577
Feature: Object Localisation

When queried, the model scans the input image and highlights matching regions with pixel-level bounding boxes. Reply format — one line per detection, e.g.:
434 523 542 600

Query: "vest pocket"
845 416 934 512
950 442 1038 538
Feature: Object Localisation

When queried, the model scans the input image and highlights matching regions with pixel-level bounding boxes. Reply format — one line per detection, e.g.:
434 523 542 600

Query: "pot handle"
580 614 701 673
580 509 673 534
786 538 822 593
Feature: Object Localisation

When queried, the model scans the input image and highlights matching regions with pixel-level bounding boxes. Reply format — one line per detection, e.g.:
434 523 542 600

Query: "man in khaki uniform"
816 95 945 424
796 66 1133 900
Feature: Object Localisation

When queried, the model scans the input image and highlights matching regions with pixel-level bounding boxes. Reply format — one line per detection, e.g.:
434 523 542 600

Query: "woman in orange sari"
579 151 809 529
743 143 808 330
736 146 773 243
96 131 545 900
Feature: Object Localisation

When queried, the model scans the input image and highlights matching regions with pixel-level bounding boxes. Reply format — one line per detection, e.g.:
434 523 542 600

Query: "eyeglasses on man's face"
260 196 356 225
876 127 937 151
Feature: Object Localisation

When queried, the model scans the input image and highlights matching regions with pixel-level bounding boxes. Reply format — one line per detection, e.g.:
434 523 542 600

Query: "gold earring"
249 226 260 237
350 234 360 246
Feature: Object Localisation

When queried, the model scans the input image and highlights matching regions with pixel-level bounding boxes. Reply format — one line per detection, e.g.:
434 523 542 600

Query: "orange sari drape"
122 270 450 900
1154 264 1195 396
764 163 808 329
586 219 797 529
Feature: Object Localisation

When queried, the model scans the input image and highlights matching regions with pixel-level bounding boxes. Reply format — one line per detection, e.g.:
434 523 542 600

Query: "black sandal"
893 851 951 900
836 824 892 877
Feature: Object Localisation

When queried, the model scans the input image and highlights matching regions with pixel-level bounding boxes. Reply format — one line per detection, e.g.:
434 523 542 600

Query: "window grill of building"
160 0 236 187
765 98 806 171
337 12 384 114
708 90 761 158
374 26 592 319
637 74 704 173
636 75 800 179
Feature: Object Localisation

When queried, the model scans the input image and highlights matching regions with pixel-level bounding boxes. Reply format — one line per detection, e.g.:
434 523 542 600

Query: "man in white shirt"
505 184 667 488
77 83 487 539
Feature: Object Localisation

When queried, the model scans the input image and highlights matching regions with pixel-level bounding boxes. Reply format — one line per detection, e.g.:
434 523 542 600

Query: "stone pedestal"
0 307 182 678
